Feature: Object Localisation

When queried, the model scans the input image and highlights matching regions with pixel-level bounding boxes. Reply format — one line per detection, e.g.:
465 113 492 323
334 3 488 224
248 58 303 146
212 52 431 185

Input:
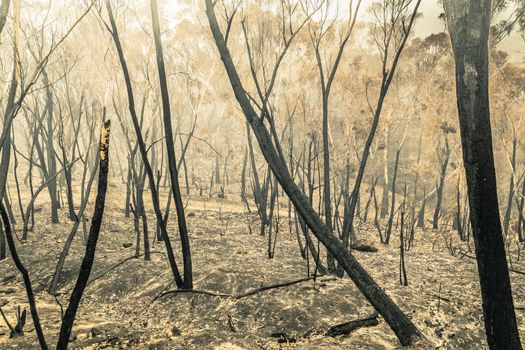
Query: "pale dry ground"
0 183 524 349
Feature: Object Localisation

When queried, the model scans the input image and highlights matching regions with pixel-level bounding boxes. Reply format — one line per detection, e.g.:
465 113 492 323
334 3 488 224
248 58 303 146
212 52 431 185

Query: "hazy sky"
34 0 524 64
361 0 524 62
161 0 523 62
350 0 440 32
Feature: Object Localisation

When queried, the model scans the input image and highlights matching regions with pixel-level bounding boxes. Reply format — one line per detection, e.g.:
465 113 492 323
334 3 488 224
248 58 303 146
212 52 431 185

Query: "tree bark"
150 0 192 288
57 121 111 349
205 2 420 345
443 1 522 348
0 202 48 349
49 149 99 294
106 0 184 289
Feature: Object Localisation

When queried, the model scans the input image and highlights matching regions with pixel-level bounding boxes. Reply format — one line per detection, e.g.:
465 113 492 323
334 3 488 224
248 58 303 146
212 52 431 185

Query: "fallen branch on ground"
325 311 379 337
156 276 314 301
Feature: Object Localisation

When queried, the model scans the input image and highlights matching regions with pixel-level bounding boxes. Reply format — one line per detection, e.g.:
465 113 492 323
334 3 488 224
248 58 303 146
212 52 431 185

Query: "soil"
0 188 524 349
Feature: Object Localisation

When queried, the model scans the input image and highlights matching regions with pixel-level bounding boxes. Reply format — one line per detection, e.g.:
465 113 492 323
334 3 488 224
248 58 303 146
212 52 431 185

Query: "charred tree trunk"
1 201 48 349
57 121 111 349
43 71 60 224
399 182 408 286
0 216 4 260
340 0 421 249
455 174 466 241
150 0 192 288
444 1 522 348
106 0 184 289
206 2 421 344
417 186 426 228
0 52 18 203
49 145 99 295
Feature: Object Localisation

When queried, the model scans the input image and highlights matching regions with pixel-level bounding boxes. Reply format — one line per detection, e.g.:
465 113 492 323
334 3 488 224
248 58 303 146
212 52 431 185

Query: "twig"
0 304 15 333
227 313 236 332
52 294 64 320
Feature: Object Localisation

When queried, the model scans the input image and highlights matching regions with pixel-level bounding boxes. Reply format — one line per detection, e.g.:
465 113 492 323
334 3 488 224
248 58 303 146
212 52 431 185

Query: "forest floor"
0 186 524 349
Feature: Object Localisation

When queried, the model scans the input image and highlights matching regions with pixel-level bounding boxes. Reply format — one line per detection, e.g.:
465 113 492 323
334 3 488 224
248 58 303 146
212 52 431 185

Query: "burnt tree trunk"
57 121 111 349
106 0 184 289
150 0 192 288
0 201 48 349
206 2 421 345
443 1 522 348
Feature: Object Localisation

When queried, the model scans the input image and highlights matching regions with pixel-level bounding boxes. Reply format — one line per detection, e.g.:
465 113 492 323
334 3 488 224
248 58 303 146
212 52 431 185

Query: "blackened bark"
341 0 421 248
516 176 525 242
443 1 522 348
380 145 389 219
56 121 111 349
106 0 184 289
1 203 48 350
206 2 420 345
43 72 59 224
49 150 99 294
150 0 192 288
0 223 5 260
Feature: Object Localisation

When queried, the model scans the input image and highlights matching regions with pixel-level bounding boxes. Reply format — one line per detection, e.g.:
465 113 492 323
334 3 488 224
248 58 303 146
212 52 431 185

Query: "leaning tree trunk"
0 202 48 349
206 2 421 345
57 121 111 349
443 1 522 348
49 147 99 294
106 0 185 289
150 0 192 288
340 0 421 249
